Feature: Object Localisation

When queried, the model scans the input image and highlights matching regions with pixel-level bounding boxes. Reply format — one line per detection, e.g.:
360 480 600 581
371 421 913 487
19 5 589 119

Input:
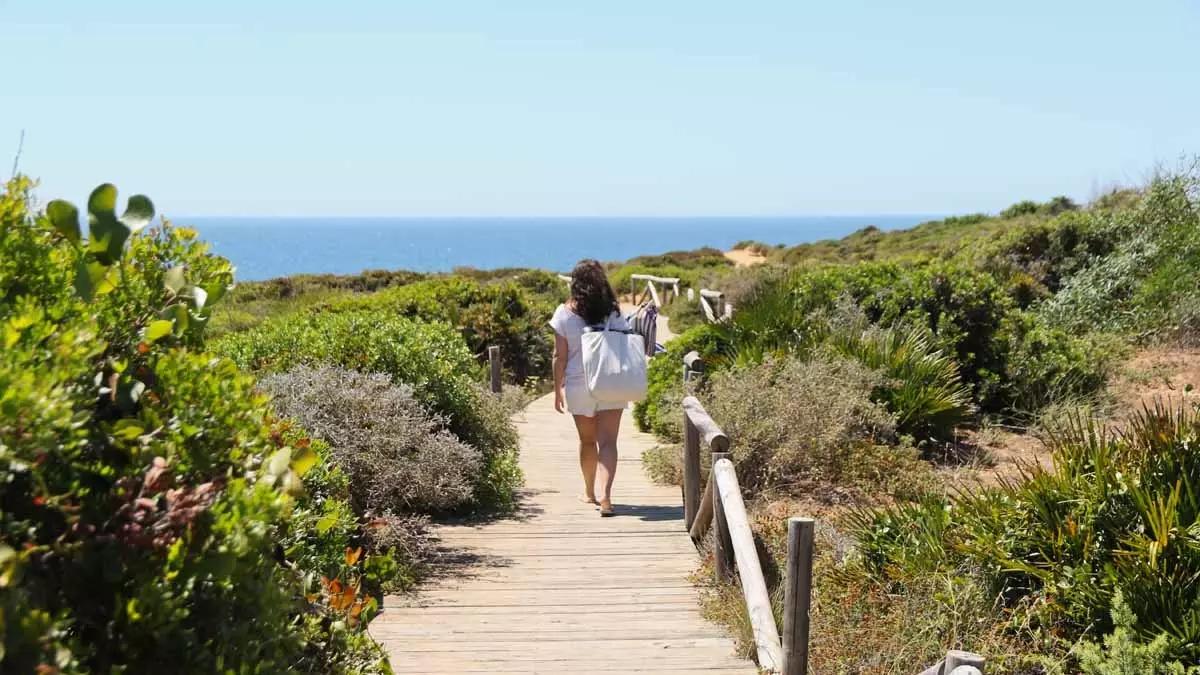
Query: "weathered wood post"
711 451 734 583
782 517 815 675
683 411 701 530
683 353 703 530
488 346 501 394
683 351 705 387
945 651 986 675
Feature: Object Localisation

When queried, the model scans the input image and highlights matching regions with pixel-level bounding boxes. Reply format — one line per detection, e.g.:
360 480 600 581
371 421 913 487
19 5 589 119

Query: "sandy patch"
1110 348 1200 413
724 248 767 267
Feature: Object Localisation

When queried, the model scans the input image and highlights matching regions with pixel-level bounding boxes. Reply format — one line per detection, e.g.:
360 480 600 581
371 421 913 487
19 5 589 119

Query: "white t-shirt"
548 303 629 380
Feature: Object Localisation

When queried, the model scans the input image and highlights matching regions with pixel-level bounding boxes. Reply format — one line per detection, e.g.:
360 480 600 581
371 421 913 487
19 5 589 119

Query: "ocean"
185 215 937 282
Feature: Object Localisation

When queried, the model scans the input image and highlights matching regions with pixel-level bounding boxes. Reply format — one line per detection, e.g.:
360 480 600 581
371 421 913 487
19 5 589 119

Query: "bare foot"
578 494 599 506
599 500 614 517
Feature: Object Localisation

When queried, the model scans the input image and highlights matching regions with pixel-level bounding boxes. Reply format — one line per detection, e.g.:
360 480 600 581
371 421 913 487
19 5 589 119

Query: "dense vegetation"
634 166 1200 672
0 179 398 672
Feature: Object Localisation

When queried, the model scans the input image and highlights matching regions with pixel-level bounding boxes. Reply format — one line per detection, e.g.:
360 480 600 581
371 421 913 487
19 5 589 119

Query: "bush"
323 276 556 384
852 402 1200 662
633 324 730 438
214 310 522 511
260 366 484 515
827 322 973 443
1075 591 1200 675
705 354 931 498
0 179 390 673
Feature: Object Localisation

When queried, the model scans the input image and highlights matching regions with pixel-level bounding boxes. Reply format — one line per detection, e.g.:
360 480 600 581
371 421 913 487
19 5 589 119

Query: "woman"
548 259 632 517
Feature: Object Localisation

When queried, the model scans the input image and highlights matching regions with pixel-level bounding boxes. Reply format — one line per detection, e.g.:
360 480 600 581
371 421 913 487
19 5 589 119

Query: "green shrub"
827 322 973 443
0 179 390 673
214 310 522 511
633 324 730 438
1074 591 1200 675
997 312 1123 412
705 354 931 498
323 276 556 384
1034 171 1200 338
853 402 1200 662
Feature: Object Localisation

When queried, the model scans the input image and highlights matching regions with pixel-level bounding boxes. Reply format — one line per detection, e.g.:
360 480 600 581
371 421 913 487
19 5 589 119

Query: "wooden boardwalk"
372 385 756 674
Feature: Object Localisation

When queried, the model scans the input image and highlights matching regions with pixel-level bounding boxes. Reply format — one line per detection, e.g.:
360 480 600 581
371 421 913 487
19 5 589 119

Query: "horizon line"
173 212 953 220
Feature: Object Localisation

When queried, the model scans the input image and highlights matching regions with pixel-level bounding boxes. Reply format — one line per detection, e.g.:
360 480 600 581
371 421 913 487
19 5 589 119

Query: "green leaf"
47 200 81 245
112 419 145 440
203 281 230 308
290 447 320 477
96 265 118 296
266 447 291 477
164 266 186 294
171 303 189 334
73 259 113 300
145 320 174 342
120 195 155 232
315 517 339 534
87 183 118 218
159 303 189 335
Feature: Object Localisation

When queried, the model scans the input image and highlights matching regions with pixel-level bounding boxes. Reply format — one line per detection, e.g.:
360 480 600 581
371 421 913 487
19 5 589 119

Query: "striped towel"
625 304 664 357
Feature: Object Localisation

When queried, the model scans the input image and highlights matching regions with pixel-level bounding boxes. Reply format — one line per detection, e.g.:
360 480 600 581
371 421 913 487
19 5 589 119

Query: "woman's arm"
553 333 568 413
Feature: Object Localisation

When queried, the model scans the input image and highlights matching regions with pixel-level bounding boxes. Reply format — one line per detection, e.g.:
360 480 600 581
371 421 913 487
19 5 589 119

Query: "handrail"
630 273 681 308
681 387 792 673
713 456 784 670
679 354 984 675
698 288 733 323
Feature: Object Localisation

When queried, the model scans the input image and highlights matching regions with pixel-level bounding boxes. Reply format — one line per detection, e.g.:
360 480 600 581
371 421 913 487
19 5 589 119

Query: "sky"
1 1 1198 216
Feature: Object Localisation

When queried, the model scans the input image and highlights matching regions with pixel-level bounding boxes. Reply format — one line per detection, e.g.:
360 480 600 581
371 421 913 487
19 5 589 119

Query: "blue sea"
185 215 937 282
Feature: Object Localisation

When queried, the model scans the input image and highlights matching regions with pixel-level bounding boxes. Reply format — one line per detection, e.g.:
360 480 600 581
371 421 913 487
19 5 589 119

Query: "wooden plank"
630 273 681 284
376 376 755 673
714 458 784 671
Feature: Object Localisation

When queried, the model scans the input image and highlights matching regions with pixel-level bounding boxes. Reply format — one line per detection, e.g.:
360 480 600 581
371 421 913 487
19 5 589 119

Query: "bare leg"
595 409 623 513
571 414 599 503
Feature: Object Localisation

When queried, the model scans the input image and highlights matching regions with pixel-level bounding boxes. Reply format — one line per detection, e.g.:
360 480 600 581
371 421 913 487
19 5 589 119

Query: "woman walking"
548 259 632 517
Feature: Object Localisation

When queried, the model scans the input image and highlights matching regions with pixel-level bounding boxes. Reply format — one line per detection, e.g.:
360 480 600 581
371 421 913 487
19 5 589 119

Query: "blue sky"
2 0 1197 216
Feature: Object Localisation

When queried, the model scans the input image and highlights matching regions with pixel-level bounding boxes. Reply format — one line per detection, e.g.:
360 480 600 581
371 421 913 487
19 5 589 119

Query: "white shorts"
564 378 627 417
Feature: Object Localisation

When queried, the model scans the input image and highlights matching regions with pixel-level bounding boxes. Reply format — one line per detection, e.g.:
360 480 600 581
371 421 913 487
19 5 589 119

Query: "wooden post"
630 278 637 305
711 451 733 583
689 471 714 542
683 351 705 386
687 288 695 302
782 517 815 675
683 415 701 531
945 651 986 675
488 346 501 394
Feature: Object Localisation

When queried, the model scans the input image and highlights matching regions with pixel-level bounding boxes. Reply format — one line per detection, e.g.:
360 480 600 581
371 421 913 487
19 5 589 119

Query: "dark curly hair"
569 259 619 325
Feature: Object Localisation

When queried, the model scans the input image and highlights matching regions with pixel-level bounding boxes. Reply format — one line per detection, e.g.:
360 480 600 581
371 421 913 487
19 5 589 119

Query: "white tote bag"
581 317 648 402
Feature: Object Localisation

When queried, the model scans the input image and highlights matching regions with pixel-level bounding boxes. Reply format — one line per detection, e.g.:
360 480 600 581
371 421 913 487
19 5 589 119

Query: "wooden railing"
679 352 985 675
698 288 733 323
630 273 680 307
